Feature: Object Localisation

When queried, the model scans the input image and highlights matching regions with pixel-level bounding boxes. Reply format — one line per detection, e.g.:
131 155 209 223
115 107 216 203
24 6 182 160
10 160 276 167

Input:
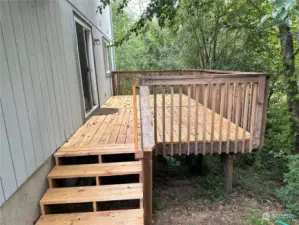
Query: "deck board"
59 95 250 154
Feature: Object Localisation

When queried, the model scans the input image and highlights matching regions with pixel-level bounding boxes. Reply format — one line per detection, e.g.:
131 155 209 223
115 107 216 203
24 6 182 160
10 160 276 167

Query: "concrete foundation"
0 157 54 225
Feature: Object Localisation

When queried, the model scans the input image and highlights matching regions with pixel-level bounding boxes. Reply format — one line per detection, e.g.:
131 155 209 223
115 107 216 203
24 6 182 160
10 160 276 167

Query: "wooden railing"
133 71 268 223
139 73 269 154
111 70 267 95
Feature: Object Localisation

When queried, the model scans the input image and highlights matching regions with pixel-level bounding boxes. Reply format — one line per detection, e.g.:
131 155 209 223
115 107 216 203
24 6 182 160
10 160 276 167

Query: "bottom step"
36 209 143 225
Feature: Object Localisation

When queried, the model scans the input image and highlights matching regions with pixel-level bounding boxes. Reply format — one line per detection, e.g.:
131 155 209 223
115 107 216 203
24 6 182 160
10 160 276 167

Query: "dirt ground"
153 182 297 225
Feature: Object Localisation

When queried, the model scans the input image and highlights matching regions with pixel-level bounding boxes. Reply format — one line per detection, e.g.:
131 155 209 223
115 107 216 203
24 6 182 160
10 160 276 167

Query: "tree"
257 0 299 153
102 0 299 153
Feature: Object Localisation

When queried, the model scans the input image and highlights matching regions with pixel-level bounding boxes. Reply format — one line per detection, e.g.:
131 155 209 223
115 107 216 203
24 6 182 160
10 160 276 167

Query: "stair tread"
55 144 136 157
40 183 143 205
48 161 142 179
36 209 144 225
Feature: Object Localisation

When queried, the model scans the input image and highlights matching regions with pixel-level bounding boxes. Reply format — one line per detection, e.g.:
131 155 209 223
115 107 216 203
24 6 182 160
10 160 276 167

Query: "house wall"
0 0 114 218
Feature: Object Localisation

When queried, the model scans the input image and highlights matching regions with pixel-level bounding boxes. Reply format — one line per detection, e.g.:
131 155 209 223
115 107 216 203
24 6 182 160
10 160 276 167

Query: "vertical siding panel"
28 1 55 158
36 0 61 149
54 0 75 136
19 1 49 163
0 101 18 200
68 1 84 129
1 1 36 175
58 0 82 131
0 179 5 205
42 0 67 145
51 0 72 138
0 23 27 186
48 0 69 140
9 0 44 167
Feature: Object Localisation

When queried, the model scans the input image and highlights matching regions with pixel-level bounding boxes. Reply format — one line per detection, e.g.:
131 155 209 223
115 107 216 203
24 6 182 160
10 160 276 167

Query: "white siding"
0 0 113 204
0 100 18 200
0 179 4 206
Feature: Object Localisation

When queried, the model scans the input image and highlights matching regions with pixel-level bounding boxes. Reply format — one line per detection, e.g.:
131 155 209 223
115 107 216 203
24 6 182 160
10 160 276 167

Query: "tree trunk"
278 23 299 154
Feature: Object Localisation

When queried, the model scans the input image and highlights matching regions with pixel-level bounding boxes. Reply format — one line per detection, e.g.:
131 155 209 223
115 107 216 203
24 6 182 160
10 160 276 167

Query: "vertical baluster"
203 84 209 155
162 86 166 155
226 83 233 153
242 83 250 153
187 85 191 155
249 83 258 151
154 85 157 155
211 83 217 154
234 83 242 153
195 85 199 155
218 83 226 154
247 82 254 131
179 86 182 155
170 86 174 155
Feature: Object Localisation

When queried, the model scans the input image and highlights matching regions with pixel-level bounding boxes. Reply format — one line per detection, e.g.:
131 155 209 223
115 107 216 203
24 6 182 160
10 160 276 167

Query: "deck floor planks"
57 95 250 154
116 109 132 144
80 116 107 146
107 109 126 144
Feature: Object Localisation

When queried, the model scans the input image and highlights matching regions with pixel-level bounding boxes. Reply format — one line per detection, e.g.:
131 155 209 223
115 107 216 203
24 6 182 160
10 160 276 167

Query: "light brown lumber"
36 209 144 225
55 144 135 157
40 183 143 206
48 161 142 179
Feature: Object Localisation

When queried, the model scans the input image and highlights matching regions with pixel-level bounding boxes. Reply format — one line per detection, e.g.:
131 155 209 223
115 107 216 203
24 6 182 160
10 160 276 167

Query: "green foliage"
111 0 299 215
265 92 293 158
277 155 299 216
112 1 182 70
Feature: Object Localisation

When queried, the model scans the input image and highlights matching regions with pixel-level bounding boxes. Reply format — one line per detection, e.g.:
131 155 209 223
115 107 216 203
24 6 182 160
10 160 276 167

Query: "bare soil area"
153 183 297 225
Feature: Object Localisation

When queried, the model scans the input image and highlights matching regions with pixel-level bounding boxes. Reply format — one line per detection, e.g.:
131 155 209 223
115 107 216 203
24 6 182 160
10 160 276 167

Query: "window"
74 17 99 116
103 37 113 76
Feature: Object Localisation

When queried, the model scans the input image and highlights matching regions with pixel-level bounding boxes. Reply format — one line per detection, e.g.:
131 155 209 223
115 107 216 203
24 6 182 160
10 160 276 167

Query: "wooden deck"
60 95 250 154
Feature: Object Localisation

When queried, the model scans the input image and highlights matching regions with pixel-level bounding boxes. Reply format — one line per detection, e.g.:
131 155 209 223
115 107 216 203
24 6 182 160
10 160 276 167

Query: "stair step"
36 209 143 225
55 144 136 158
48 161 142 179
40 183 143 206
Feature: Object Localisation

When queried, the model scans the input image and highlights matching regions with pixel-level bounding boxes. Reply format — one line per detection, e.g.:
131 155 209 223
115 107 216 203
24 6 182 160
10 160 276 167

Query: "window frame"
102 37 113 77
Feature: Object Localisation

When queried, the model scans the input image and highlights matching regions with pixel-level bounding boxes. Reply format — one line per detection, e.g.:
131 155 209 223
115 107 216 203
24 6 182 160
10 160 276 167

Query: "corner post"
139 85 155 225
221 153 233 194
143 149 153 225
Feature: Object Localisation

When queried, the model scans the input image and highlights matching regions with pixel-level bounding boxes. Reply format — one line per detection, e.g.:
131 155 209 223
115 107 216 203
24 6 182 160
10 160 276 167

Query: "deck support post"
221 153 233 194
143 149 153 225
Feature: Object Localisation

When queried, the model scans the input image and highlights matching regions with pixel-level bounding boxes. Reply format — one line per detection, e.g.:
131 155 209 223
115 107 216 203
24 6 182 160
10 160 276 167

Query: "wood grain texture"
48 161 142 179
139 86 155 150
36 209 143 225
40 183 143 205
57 94 251 156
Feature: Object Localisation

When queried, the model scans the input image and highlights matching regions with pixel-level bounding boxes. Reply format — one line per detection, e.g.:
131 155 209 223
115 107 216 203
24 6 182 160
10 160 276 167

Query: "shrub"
277 154 299 216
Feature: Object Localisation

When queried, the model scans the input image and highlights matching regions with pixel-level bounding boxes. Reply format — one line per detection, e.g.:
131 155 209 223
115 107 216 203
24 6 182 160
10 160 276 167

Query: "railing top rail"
140 74 268 86
112 69 268 76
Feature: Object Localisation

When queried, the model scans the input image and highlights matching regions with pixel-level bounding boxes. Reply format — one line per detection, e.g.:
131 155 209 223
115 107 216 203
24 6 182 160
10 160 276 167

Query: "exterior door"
75 18 98 115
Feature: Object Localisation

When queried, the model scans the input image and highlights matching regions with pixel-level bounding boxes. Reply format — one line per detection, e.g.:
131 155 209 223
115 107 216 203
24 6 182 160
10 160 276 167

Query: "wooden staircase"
36 144 145 225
